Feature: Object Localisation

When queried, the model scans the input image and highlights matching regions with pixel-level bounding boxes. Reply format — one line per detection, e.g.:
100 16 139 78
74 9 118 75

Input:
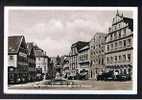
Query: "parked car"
115 74 131 81
97 71 132 81
97 71 114 81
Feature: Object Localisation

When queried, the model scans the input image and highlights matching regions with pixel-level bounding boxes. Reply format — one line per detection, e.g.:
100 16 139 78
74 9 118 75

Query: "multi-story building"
89 33 106 80
33 45 48 79
8 35 28 83
105 11 133 78
78 44 90 79
68 41 89 78
27 42 36 81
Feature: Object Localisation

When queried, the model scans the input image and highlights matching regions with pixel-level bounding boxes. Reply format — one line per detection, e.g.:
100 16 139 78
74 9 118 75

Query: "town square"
6 7 135 92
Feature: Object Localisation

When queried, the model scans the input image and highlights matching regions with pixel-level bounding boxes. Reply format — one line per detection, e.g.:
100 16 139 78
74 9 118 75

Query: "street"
8 80 132 90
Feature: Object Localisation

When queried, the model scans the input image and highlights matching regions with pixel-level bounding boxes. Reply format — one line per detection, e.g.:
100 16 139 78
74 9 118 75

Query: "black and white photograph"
4 7 138 94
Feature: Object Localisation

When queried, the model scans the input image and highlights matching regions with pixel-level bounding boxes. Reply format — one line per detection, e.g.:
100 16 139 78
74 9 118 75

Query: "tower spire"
116 10 119 16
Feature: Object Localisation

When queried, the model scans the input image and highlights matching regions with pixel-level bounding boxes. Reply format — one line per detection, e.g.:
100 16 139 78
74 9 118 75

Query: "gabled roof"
79 44 89 52
123 17 133 31
71 41 89 51
34 48 48 58
114 11 133 31
8 35 24 54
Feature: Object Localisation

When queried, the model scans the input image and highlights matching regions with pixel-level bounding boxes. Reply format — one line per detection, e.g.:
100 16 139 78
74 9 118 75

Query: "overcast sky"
8 9 132 57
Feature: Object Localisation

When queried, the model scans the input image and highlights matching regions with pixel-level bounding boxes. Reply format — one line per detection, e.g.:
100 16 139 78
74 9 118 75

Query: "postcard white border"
4 7 138 94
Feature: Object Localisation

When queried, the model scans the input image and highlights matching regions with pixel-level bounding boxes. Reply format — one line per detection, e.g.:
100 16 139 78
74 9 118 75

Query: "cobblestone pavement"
8 80 132 90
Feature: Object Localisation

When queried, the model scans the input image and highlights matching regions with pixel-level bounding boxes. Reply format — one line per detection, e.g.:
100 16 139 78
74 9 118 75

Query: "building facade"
89 33 106 80
68 41 89 78
105 11 133 78
27 42 36 81
78 44 90 73
34 45 49 80
78 44 90 79
8 35 28 83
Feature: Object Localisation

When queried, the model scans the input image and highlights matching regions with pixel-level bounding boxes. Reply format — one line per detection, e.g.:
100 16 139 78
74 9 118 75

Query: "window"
124 28 126 33
123 40 126 47
119 41 122 48
9 56 13 60
99 44 101 48
119 55 121 62
127 54 131 61
115 56 117 62
114 25 117 30
113 18 114 23
115 42 118 48
128 39 131 46
124 69 127 74
111 57 113 63
102 58 104 64
118 30 121 38
38 57 40 61
110 34 113 40
93 46 95 49
123 55 126 61
119 23 121 28
114 32 117 39
9 74 14 79
107 57 109 63
111 43 113 50
98 58 100 64
107 45 109 51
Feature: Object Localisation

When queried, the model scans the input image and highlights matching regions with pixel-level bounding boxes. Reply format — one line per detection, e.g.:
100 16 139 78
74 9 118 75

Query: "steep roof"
71 41 89 51
79 44 89 52
123 17 133 31
114 11 133 31
8 35 24 54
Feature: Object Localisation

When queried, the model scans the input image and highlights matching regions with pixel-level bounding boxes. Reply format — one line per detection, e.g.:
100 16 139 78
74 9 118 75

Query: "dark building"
8 35 28 83
78 43 90 79
27 42 36 82
69 41 89 78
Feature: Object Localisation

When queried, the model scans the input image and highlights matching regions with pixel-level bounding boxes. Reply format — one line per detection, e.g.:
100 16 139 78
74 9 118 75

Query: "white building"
33 45 48 79
89 33 106 80
105 11 133 78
